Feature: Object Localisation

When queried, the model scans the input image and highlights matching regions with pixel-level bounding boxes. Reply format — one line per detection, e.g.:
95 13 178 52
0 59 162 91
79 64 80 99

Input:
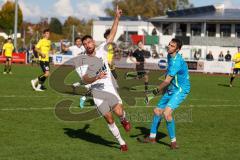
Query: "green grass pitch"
0 64 240 160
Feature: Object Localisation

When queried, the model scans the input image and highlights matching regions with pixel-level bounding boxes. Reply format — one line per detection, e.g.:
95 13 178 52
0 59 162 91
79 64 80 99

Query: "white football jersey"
77 42 118 91
69 45 85 57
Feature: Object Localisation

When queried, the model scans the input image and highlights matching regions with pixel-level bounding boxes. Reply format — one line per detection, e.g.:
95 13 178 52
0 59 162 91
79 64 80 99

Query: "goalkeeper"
142 38 190 149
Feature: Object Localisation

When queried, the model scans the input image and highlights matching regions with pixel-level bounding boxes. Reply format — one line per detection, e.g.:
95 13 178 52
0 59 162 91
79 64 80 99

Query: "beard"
86 47 95 55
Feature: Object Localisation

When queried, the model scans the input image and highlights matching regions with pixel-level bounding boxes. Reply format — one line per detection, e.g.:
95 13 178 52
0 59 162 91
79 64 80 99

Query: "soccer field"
0 64 240 160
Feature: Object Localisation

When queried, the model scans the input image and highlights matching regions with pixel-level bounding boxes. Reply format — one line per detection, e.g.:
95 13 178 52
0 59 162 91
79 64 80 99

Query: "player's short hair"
7 37 12 40
104 29 111 39
81 35 93 42
43 28 50 34
171 38 182 50
137 40 143 45
74 36 81 42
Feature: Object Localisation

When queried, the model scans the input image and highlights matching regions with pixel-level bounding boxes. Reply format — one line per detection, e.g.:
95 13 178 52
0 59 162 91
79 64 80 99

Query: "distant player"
1 38 14 74
104 29 118 79
229 47 240 87
70 36 86 89
141 38 190 149
31 29 51 91
129 40 150 92
79 6 131 152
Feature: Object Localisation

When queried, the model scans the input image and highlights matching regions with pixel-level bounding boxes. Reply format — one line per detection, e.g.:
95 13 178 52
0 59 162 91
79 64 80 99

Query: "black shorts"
233 68 240 75
40 61 50 72
6 57 12 61
136 63 146 78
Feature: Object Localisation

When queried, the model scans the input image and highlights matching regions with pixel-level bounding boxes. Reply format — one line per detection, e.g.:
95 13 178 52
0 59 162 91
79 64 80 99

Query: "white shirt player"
77 42 122 107
69 45 85 57
78 42 118 91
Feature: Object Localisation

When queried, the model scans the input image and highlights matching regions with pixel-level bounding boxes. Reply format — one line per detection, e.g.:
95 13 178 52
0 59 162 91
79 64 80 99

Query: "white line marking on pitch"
1 104 240 111
0 95 238 102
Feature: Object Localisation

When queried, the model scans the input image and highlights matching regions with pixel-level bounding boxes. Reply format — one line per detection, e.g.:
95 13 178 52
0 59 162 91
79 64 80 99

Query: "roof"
98 16 148 21
149 5 240 23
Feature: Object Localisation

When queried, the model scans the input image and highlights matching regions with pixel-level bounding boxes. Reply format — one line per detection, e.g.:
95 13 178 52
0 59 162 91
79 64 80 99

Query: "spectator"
206 51 214 61
225 50 232 61
218 51 224 61
159 52 164 58
194 49 201 60
152 51 159 59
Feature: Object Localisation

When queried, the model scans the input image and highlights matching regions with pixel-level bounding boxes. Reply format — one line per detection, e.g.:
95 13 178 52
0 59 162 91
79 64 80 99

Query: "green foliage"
63 16 92 38
0 1 23 33
105 0 189 18
49 17 63 34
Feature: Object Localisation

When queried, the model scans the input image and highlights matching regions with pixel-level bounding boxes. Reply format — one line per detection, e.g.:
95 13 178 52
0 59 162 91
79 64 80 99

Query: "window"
191 23 201 36
176 23 187 37
206 24 216 37
235 24 240 38
162 23 173 35
220 24 231 37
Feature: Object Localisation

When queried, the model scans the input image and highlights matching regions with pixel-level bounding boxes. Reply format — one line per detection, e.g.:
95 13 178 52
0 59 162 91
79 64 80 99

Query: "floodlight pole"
72 25 75 45
14 0 18 52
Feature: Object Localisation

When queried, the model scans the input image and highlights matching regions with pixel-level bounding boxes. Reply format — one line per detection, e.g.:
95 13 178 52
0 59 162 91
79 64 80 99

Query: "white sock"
73 82 81 87
36 84 42 90
171 137 176 142
108 123 126 145
149 133 156 138
80 96 86 101
33 78 38 83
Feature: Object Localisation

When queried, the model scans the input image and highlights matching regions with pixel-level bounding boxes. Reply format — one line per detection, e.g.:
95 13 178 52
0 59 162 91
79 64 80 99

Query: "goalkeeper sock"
166 118 176 142
149 115 162 138
108 122 126 145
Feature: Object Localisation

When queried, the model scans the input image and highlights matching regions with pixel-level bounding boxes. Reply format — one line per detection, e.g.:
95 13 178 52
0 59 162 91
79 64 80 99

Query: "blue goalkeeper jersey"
166 53 190 94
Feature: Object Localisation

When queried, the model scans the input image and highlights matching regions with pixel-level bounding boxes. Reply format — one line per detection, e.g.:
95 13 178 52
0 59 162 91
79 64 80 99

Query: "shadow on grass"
131 126 170 147
217 84 231 88
64 124 118 149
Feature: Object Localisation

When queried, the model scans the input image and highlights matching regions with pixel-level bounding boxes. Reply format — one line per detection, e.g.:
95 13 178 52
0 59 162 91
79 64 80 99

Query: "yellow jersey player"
1 38 14 74
31 29 51 91
229 47 240 87
104 29 118 79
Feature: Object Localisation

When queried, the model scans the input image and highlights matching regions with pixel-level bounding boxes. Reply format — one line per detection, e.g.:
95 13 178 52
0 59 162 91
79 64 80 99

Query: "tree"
105 0 189 18
49 17 62 34
0 1 23 33
63 16 92 38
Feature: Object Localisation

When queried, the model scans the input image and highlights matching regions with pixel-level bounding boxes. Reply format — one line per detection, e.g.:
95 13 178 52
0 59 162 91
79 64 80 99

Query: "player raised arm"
106 5 122 43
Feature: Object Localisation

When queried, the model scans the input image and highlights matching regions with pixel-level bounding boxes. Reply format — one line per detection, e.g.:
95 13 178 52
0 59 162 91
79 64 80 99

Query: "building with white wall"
92 5 240 60
93 16 156 43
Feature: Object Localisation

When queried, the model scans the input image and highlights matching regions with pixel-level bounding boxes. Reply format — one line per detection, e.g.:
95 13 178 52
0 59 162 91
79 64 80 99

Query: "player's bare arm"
106 5 122 43
154 75 173 95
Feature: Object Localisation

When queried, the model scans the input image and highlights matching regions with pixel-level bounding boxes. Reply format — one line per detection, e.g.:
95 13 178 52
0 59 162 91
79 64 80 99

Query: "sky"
0 0 239 23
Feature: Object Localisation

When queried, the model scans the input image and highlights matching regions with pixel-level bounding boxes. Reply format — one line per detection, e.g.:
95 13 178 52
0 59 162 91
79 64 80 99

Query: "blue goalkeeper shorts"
157 90 188 110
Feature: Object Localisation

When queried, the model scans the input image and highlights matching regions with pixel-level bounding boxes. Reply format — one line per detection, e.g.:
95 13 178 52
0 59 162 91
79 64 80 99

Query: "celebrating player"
142 38 190 149
78 6 131 152
229 47 240 87
31 29 51 91
2 38 14 74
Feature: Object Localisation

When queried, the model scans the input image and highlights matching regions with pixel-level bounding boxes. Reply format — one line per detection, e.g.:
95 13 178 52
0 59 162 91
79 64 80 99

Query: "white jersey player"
78 6 131 152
